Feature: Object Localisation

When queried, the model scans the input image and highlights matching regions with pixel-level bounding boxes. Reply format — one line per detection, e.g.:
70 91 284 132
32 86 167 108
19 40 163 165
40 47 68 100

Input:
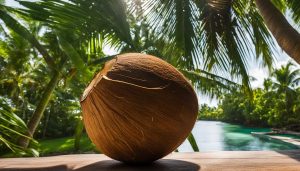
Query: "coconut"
80 53 198 163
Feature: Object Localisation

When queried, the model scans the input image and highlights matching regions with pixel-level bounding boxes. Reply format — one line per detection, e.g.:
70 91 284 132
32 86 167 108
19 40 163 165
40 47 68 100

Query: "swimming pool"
178 121 299 152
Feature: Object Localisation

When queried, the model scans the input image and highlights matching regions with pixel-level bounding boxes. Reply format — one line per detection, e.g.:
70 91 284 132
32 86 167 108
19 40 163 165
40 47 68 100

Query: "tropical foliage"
197 104 223 121
199 62 300 130
0 97 38 156
1 0 300 156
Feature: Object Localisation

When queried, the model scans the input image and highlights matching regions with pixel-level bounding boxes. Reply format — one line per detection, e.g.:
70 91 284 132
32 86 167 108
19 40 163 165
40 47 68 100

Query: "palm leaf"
17 0 133 48
187 133 199 152
57 32 92 80
144 0 275 90
88 54 118 66
180 68 241 98
284 0 300 24
145 0 200 69
0 98 38 156
0 5 56 70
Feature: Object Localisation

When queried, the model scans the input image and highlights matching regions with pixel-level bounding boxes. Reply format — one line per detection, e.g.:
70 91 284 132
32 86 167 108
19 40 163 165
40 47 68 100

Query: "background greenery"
1 0 300 156
199 62 300 130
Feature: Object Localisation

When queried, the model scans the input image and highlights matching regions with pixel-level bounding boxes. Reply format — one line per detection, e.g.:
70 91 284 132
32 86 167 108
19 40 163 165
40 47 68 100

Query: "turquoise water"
178 121 299 152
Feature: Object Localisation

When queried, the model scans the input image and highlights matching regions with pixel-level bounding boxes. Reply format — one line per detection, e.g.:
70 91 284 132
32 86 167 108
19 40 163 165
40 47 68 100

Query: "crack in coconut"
111 73 148 82
81 57 117 102
81 56 170 102
102 76 170 90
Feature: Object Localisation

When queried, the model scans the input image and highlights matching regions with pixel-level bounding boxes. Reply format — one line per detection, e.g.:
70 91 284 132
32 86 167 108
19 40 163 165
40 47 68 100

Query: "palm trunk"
42 109 51 139
18 70 61 148
255 0 300 64
74 117 84 151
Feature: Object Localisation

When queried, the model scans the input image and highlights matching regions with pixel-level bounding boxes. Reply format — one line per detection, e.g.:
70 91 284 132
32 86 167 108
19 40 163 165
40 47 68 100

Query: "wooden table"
1 150 300 171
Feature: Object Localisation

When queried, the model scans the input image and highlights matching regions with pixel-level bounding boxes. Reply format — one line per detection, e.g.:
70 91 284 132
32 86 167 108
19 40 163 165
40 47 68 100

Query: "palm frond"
174 0 199 69
285 0 300 24
57 32 92 80
0 6 56 70
17 0 133 49
88 54 119 66
180 68 241 98
270 0 287 13
0 97 39 156
271 61 300 91
145 0 200 69
144 0 275 91
287 64 300 87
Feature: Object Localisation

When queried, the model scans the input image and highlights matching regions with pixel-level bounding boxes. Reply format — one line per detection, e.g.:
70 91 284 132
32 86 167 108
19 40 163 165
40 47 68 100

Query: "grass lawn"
0 134 98 157
39 134 98 156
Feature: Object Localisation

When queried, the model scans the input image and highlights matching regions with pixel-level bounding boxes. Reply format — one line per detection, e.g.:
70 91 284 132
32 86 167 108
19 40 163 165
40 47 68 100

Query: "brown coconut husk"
80 53 198 163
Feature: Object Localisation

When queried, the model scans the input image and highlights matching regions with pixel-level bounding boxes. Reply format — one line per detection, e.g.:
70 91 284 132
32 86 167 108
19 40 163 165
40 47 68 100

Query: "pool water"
178 121 299 152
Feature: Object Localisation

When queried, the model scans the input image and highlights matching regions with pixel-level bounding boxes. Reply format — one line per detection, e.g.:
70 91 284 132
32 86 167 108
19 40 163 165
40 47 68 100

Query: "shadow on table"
0 159 200 171
276 150 300 162
76 159 200 171
0 165 68 171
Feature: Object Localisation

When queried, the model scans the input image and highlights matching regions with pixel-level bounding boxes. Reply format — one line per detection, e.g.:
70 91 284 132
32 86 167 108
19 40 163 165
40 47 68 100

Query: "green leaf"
88 54 118 66
188 133 199 152
57 32 92 79
0 7 56 70
0 124 31 139
25 148 39 157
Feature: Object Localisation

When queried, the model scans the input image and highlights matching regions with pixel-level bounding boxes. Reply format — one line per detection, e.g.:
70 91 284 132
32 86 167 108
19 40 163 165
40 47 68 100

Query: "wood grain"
1 151 300 171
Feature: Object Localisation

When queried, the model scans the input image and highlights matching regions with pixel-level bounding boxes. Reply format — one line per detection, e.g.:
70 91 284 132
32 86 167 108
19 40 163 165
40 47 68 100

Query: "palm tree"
143 0 276 84
123 1 240 97
0 0 243 151
0 4 69 147
144 0 300 78
12 0 261 86
0 17 52 149
263 78 273 92
271 62 300 116
255 0 300 64
4 1 300 81
0 0 133 148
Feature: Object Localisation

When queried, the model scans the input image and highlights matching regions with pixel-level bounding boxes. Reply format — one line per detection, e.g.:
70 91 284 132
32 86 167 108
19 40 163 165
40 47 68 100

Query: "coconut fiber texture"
80 53 198 163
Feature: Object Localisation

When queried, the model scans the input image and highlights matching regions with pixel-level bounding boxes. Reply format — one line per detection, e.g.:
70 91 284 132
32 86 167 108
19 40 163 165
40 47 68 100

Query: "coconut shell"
80 53 198 163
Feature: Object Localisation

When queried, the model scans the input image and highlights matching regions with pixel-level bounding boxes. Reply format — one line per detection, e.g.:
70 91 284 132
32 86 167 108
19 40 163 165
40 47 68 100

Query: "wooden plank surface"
1 150 300 171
